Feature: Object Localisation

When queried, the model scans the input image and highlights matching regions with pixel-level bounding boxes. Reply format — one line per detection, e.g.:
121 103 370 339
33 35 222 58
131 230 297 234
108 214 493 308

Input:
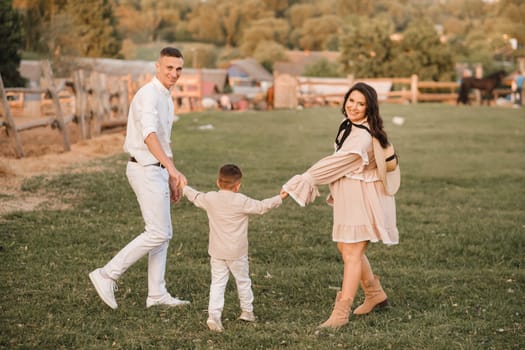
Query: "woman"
283 82 400 328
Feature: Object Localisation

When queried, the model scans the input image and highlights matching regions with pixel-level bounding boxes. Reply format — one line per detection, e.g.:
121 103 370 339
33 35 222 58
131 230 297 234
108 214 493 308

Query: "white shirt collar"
152 76 171 96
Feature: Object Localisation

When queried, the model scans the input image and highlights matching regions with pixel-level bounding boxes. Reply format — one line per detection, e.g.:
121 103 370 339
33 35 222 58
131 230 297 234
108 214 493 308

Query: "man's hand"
169 170 187 203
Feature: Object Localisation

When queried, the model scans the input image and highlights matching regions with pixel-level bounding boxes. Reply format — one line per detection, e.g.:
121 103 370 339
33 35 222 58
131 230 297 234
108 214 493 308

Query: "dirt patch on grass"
0 126 126 216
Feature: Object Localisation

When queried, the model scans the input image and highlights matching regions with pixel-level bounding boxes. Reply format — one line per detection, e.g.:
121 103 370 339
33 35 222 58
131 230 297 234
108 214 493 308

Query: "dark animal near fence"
457 70 506 106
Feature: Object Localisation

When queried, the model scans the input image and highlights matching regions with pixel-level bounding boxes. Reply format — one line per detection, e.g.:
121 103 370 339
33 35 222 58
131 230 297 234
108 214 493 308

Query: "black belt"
129 157 165 168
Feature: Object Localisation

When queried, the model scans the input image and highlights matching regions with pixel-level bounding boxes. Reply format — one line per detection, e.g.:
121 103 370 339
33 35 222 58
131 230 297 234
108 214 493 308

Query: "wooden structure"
109 71 203 117
0 76 24 157
1 61 206 158
0 61 73 158
273 73 512 109
274 74 298 109
172 71 203 114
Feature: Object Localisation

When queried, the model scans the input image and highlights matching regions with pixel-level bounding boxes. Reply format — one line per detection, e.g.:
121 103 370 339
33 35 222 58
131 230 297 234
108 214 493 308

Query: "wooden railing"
1 61 73 158
274 73 513 108
1 63 204 158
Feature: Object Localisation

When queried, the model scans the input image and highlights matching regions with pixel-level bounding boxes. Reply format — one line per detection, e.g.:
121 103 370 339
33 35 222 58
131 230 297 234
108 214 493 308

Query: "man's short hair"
218 164 242 190
160 47 183 59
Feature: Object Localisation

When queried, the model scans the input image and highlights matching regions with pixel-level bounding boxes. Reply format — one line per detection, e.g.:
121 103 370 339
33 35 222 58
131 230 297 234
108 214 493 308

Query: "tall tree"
66 0 121 57
336 0 376 17
186 1 225 44
240 17 289 56
287 3 317 29
115 0 184 42
187 0 271 47
13 0 68 54
218 0 271 47
340 16 453 80
252 40 287 72
393 20 454 80
339 17 395 78
262 0 288 17
0 0 26 87
287 2 318 49
495 0 525 48
298 15 342 51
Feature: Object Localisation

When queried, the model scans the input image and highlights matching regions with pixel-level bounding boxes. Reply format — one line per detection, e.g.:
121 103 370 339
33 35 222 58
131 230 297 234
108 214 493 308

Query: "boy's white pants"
208 255 253 317
102 162 173 299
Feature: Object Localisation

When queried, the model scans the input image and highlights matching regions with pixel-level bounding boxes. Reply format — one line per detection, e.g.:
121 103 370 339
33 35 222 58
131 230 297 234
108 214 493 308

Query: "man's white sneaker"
89 268 118 309
239 311 256 322
146 294 190 308
206 316 224 332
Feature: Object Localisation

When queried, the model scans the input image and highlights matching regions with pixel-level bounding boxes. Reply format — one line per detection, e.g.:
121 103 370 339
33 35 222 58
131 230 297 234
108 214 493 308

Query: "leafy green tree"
377 0 414 31
496 0 525 46
298 15 342 51
336 0 376 17
115 0 184 42
240 17 289 56
287 3 318 49
0 0 26 86
186 1 224 44
262 0 289 17
339 18 395 77
218 0 271 47
13 0 68 54
392 20 454 80
66 0 121 57
13 0 44 52
11 0 521 79
187 0 271 47
287 3 317 29
252 40 287 72
340 16 453 80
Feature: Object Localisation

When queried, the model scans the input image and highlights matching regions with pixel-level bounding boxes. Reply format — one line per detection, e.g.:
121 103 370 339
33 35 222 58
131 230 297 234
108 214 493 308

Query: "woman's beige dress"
283 126 398 244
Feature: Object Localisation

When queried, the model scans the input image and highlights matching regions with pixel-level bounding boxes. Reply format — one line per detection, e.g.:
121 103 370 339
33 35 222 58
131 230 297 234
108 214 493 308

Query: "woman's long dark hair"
341 82 389 147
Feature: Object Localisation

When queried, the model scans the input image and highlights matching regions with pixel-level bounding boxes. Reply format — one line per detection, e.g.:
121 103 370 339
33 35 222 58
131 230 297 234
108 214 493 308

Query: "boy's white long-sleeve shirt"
183 186 282 260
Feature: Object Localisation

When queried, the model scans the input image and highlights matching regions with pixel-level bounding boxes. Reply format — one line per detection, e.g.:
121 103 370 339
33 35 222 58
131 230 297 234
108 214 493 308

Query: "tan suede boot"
318 291 353 328
353 275 388 315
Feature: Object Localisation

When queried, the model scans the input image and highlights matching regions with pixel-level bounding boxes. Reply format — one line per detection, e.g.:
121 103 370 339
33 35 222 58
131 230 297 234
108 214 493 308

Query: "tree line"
3 0 525 86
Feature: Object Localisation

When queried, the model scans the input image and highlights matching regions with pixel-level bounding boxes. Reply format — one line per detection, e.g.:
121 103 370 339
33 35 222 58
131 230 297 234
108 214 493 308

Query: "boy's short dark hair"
160 47 183 59
218 164 242 190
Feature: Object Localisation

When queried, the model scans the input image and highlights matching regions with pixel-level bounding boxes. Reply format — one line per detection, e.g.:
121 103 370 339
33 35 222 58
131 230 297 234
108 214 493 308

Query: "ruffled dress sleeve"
283 129 370 207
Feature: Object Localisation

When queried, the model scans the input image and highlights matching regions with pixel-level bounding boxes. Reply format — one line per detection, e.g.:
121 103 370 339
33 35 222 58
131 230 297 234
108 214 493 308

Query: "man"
89 47 189 309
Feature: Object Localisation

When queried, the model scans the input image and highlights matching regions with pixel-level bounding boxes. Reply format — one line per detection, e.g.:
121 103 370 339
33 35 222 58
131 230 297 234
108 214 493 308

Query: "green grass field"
1 103 524 349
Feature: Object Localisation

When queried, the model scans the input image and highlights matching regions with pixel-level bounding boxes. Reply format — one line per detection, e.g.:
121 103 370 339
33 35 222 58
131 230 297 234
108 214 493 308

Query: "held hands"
280 189 289 199
169 169 188 203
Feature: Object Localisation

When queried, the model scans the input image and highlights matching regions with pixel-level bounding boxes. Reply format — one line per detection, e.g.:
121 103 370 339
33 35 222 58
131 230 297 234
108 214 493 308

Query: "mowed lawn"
0 103 523 349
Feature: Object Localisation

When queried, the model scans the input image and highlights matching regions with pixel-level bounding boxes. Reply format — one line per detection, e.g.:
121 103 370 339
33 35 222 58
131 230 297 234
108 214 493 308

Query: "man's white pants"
208 256 253 317
103 162 173 299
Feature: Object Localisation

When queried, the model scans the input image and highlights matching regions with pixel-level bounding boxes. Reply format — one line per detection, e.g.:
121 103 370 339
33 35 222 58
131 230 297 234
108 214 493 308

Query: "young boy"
183 164 288 332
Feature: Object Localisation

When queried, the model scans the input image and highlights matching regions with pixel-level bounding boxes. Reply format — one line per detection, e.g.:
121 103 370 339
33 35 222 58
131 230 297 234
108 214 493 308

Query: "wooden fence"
1 62 203 158
274 73 513 108
1 61 73 158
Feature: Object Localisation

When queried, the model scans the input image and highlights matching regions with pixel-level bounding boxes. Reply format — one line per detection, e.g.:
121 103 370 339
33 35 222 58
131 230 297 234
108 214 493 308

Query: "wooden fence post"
41 60 71 152
73 69 88 140
88 72 102 136
411 74 418 104
120 78 129 119
0 74 25 158
474 64 483 104
347 74 355 87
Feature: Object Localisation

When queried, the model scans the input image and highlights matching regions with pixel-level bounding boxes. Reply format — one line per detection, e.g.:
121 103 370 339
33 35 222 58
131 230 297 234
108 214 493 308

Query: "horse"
457 70 506 106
